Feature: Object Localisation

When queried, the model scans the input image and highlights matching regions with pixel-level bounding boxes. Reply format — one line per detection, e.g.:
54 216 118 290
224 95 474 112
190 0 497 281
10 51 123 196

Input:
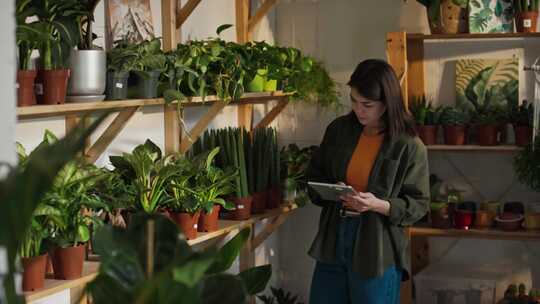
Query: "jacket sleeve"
387 142 430 226
305 123 335 207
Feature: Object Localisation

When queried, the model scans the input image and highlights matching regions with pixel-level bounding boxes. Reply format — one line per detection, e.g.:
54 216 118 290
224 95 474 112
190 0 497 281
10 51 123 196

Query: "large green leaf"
238 264 272 295
172 251 215 288
201 274 247 304
206 228 250 274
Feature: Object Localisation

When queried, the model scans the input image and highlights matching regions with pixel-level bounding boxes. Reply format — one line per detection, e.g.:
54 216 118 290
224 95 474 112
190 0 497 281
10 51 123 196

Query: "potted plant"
280 144 315 202
410 95 443 145
508 100 533 146
267 129 282 209
29 0 85 105
440 106 469 145
415 0 469 34
129 38 168 99
471 106 505 146
185 148 236 232
252 128 272 214
514 0 539 32
106 40 138 100
454 201 476 230
67 0 106 102
93 169 136 228
15 0 40 107
514 134 540 193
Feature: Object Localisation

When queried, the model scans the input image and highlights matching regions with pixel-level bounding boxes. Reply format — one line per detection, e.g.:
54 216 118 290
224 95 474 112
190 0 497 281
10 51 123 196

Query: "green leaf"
77 224 90 243
238 264 272 295
207 227 250 274
216 24 234 36
163 89 186 104
172 252 215 288
201 274 247 304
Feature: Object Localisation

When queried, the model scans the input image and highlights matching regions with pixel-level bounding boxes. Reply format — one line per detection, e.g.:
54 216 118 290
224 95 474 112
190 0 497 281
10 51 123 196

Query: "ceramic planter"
17 70 37 107
130 70 161 99
229 196 253 220
417 125 439 145
51 244 85 280
251 191 267 214
106 71 129 100
198 205 221 232
525 213 540 230
443 125 467 145
515 11 539 33
170 211 201 240
21 254 47 291
475 124 499 146
514 125 532 147
264 79 277 92
428 0 469 34
474 210 495 229
67 49 106 101
247 69 267 92
267 186 282 209
495 213 523 231
41 69 71 105
454 210 474 230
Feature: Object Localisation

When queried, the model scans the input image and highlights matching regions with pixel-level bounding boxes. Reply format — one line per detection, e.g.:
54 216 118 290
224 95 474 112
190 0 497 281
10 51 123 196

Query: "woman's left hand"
340 192 391 216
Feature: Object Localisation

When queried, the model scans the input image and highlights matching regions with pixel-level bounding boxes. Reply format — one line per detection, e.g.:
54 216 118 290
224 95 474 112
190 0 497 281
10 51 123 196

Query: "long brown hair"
347 59 416 138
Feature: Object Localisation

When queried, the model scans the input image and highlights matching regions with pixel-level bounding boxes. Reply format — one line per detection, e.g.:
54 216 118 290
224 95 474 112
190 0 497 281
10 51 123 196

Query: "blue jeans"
309 217 402 304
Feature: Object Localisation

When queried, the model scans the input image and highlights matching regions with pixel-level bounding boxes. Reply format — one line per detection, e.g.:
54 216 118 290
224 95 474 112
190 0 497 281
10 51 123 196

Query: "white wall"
0 1 16 166
274 0 540 302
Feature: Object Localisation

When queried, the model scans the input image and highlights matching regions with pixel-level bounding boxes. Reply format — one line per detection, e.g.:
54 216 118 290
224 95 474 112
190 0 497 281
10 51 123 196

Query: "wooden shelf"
426 144 522 152
25 261 99 302
407 32 540 41
17 91 292 120
410 226 540 241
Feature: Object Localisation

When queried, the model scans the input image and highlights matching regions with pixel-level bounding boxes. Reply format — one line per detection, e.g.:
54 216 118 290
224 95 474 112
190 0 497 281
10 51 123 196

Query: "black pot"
106 71 129 100
129 70 161 99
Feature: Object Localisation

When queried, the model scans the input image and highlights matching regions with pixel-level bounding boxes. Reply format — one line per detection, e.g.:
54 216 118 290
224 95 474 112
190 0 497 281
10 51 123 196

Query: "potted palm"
514 0 539 33
67 0 106 102
15 0 40 107
508 100 533 146
410 95 443 145
106 40 138 100
440 106 469 145
29 0 85 105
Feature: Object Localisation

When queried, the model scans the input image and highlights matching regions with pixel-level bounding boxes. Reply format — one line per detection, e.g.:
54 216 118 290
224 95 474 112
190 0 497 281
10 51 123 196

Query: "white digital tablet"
307 181 358 202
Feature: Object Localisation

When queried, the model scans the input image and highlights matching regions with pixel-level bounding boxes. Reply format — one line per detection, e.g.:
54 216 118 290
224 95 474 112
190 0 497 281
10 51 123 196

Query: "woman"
307 59 430 304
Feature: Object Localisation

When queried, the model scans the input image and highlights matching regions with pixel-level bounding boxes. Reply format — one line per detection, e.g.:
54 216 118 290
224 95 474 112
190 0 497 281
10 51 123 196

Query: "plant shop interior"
6 0 540 303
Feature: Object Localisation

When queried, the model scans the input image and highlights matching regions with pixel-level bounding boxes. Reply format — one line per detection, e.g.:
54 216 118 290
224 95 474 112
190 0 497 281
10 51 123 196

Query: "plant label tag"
524 19 532 28
0 247 6 275
34 83 43 95
14 273 22 295
193 224 198 229
238 205 244 209
115 83 123 89
15 83 19 89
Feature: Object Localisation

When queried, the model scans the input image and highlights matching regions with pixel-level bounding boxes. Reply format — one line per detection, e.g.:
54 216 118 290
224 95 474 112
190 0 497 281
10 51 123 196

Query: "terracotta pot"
515 11 539 33
251 191 267 214
475 124 499 146
41 69 70 105
525 213 540 230
21 254 47 291
170 211 201 240
475 210 495 229
51 244 85 280
514 125 532 147
495 213 523 231
198 205 221 232
229 196 253 220
417 125 439 145
267 186 283 209
431 205 451 229
443 125 467 145
454 210 474 230
428 0 469 34
17 70 37 107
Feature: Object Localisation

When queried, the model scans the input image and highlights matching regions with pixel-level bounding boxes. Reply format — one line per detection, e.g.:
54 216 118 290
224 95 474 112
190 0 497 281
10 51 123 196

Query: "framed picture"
105 0 155 47
468 0 514 33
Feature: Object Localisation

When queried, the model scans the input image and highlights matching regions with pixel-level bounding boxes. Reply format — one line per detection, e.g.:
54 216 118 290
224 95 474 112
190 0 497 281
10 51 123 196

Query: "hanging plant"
514 134 540 191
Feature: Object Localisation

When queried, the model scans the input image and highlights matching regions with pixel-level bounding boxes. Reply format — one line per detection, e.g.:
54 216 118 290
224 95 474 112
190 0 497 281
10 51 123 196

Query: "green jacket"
306 112 430 281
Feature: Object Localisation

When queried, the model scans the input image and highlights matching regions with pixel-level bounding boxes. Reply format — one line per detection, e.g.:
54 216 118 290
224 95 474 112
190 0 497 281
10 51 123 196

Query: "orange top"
346 132 384 192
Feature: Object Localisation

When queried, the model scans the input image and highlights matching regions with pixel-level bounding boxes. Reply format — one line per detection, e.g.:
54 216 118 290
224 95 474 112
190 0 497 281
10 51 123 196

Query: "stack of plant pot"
440 106 468 145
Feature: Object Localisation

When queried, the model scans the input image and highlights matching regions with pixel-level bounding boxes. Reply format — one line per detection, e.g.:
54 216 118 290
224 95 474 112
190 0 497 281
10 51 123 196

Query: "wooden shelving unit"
24 202 298 303
407 32 540 40
426 144 522 152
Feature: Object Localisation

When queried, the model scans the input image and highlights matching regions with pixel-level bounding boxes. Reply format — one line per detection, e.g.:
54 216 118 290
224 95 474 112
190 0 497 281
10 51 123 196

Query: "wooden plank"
24 262 100 302
164 104 181 154
176 0 202 28
248 0 277 36
401 227 413 304
85 107 138 163
17 92 292 120
179 102 227 153
235 0 249 43
386 32 408 107
238 104 253 130
252 213 290 249
410 226 540 240
427 144 521 152
407 32 540 40
162 0 176 51
254 98 289 130
407 38 424 108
